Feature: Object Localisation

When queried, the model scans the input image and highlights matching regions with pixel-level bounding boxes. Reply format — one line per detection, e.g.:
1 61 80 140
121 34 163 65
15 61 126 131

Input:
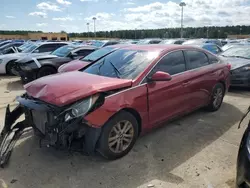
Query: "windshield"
82 49 159 79
18 42 33 51
22 43 38 53
221 46 250 59
80 46 115 62
52 45 76 57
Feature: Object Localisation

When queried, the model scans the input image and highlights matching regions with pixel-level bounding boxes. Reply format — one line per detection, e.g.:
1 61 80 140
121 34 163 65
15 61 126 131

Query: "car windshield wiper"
82 58 93 62
108 61 121 78
227 55 250 59
97 58 105 75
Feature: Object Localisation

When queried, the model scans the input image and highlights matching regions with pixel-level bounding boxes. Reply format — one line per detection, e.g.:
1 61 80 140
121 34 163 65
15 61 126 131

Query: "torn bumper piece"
0 105 28 167
0 96 102 168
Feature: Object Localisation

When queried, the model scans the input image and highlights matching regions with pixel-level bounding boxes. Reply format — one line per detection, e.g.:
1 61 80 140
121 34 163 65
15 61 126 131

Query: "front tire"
6 61 15 75
97 111 138 160
206 83 225 112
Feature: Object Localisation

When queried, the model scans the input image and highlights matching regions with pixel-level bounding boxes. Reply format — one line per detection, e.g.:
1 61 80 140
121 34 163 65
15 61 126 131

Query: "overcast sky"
0 0 250 32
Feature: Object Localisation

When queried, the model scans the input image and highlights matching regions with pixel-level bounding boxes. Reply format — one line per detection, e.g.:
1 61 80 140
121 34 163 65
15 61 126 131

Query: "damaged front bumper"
0 95 102 168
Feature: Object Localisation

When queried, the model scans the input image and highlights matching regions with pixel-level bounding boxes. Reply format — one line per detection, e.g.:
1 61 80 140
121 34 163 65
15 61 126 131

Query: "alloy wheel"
108 120 134 154
213 87 223 108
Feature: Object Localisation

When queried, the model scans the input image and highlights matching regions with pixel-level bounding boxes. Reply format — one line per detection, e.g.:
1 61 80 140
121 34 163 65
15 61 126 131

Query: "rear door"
183 50 215 109
146 50 191 126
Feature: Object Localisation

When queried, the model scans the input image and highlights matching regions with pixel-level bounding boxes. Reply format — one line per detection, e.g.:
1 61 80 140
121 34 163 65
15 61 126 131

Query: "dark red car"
0 45 230 166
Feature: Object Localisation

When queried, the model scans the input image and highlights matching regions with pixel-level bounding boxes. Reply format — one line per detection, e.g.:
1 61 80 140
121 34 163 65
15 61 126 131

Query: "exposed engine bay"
0 93 105 168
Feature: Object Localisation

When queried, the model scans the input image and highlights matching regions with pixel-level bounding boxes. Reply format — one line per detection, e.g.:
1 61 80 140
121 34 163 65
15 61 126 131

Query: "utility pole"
87 23 89 38
135 28 137 39
179 2 186 38
92 17 96 38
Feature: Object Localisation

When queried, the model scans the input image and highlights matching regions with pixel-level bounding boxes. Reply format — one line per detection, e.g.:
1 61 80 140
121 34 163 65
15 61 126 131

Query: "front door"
146 50 191 127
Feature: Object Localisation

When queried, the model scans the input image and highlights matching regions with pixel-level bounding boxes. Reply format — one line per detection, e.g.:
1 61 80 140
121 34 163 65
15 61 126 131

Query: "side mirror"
147 71 172 82
33 49 39 53
69 52 78 59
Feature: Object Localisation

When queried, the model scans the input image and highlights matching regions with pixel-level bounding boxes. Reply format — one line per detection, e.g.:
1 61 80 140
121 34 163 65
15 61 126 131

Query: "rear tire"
97 111 138 160
206 83 225 112
36 66 57 79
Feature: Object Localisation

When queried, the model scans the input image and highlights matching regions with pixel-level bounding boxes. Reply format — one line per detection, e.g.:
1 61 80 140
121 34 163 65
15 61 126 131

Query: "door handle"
182 81 191 86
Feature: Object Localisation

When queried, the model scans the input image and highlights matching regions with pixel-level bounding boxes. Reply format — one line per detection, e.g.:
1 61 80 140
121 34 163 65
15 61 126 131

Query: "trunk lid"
220 56 250 70
24 71 132 106
58 60 90 73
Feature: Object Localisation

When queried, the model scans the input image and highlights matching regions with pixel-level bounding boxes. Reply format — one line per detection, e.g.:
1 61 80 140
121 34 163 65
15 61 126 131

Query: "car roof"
37 41 69 46
119 44 199 52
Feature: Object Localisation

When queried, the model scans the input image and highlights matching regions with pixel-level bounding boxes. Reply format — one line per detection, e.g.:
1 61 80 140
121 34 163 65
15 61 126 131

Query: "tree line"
0 25 249 39
68 26 249 39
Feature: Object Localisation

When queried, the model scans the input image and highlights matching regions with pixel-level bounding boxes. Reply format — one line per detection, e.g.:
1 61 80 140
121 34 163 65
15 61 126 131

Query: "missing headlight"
64 94 104 122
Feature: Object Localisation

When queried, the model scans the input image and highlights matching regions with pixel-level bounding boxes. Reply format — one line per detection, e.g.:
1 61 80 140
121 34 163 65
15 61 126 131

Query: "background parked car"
137 38 162 44
91 40 120 48
12 44 97 82
194 43 222 54
0 40 12 48
183 39 222 47
236 106 250 188
0 42 68 74
58 45 129 73
0 42 24 54
220 46 250 87
159 39 186 44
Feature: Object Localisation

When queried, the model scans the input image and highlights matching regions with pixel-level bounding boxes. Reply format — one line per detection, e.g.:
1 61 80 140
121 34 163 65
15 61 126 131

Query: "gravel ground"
0 76 249 188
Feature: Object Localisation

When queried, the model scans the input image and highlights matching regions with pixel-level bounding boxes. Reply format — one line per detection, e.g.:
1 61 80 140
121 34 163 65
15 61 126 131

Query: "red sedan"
0 45 230 166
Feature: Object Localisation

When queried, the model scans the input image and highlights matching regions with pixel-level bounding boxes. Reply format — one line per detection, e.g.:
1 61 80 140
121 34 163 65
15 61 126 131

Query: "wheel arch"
101 107 142 136
122 108 142 136
5 59 17 74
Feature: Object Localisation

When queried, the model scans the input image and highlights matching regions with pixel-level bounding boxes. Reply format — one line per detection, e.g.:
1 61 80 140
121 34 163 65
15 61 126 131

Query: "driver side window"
150 50 186 77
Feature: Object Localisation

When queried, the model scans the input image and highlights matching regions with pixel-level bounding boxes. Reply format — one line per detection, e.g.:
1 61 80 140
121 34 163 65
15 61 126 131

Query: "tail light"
227 63 231 70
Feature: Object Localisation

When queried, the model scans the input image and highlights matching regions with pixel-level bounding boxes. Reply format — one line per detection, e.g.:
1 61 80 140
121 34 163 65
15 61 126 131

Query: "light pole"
240 27 242 35
206 27 209 38
179 2 186 38
92 17 96 38
134 28 137 39
87 23 90 38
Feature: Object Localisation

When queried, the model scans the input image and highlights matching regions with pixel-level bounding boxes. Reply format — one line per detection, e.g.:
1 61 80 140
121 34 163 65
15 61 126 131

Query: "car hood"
58 59 90 73
24 71 132 106
220 56 250 70
17 54 58 64
0 52 28 59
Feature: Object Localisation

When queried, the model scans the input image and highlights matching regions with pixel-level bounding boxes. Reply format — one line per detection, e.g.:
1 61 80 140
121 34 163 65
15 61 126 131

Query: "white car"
0 42 68 74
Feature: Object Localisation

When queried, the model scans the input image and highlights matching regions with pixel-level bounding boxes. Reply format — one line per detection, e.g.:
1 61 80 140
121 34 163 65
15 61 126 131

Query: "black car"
12 44 97 83
237 106 250 188
220 46 250 87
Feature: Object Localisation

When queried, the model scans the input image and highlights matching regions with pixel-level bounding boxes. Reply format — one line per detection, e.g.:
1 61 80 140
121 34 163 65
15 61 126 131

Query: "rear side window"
36 44 66 53
207 53 220 64
185 50 209 70
151 51 186 75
